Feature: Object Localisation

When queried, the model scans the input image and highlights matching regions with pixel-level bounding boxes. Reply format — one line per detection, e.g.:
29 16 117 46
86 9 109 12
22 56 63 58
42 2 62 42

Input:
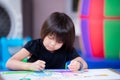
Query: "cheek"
43 38 49 46
55 44 63 49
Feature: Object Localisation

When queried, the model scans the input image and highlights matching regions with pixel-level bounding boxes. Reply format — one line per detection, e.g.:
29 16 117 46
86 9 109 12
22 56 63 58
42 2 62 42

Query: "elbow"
5 59 11 69
5 60 9 68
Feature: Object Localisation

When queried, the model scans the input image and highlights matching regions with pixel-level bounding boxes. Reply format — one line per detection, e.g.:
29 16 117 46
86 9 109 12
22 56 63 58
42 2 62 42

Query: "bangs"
55 33 66 43
48 25 68 43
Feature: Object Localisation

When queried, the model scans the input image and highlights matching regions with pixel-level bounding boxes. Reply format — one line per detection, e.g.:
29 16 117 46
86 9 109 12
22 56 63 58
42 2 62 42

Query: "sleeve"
66 48 80 61
23 40 38 55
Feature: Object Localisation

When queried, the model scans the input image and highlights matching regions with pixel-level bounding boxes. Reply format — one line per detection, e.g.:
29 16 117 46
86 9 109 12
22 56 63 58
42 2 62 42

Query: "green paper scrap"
1 71 34 75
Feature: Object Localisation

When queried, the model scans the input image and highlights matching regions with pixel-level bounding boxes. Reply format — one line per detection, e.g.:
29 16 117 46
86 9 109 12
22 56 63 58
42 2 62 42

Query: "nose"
50 40 56 46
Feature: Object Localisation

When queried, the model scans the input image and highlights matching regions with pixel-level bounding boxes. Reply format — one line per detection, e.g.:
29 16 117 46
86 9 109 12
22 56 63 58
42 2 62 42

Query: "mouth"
47 46 54 51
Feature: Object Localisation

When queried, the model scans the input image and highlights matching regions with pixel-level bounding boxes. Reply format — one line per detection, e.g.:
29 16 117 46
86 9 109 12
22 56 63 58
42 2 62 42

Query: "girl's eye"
48 35 54 39
57 41 63 43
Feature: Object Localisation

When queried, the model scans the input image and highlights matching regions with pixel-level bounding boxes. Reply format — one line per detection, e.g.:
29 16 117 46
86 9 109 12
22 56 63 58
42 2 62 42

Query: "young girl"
6 12 88 72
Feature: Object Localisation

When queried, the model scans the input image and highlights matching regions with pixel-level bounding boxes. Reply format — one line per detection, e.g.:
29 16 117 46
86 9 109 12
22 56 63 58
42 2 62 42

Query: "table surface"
0 69 120 80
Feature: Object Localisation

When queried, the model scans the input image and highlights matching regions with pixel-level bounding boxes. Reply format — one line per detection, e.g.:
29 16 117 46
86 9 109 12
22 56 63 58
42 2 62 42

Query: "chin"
47 48 54 52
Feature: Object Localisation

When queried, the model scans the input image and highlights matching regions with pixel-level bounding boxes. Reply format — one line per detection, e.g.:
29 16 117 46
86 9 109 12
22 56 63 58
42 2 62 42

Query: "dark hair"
40 12 75 53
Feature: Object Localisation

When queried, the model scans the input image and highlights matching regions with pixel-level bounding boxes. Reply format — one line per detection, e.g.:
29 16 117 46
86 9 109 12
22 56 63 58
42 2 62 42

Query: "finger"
71 60 77 64
69 67 77 72
36 65 45 71
38 60 46 64
68 65 75 70
39 66 44 70
40 64 45 69
70 61 78 66
35 67 44 71
68 64 80 72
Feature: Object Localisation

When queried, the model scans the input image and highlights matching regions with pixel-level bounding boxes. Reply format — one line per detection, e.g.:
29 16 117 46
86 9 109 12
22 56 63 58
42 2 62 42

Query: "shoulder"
23 39 43 54
27 39 41 44
24 39 42 48
68 48 80 56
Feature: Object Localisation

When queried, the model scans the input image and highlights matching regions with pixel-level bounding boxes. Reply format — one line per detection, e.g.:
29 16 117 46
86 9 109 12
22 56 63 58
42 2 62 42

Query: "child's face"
43 34 63 52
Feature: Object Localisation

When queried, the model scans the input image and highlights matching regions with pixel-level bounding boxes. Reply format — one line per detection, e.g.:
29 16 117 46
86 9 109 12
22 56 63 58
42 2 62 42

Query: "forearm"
6 59 31 70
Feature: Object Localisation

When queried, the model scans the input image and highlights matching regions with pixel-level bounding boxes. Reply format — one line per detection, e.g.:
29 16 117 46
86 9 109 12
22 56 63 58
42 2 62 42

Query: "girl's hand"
68 60 81 72
28 60 46 71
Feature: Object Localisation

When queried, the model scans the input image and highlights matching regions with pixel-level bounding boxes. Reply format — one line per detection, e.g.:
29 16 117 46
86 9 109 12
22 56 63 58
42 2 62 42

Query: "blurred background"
0 0 120 70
